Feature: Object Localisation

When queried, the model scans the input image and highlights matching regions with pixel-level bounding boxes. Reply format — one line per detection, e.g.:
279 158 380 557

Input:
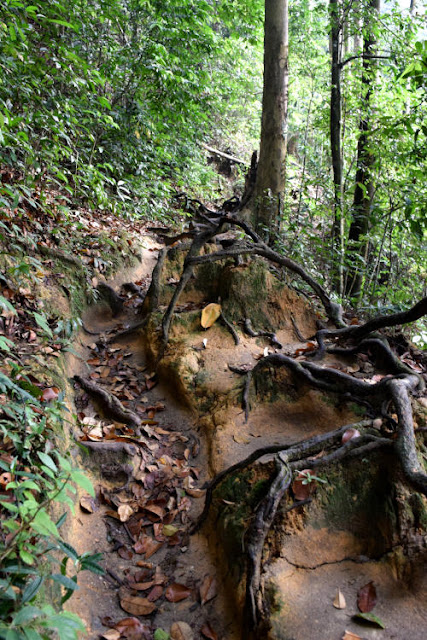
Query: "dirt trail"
65 242 238 640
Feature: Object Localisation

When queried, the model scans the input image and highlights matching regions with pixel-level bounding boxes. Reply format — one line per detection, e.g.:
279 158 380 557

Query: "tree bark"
345 0 380 297
252 0 289 241
330 0 344 295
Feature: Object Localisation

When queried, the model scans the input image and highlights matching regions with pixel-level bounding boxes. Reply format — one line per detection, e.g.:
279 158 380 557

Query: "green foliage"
0 358 103 639
0 0 263 218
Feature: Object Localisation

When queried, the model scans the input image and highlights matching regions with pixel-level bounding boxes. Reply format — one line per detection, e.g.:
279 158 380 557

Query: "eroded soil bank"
65 236 427 640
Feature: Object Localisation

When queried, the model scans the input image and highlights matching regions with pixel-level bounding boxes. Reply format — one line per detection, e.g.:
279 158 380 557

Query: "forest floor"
1 202 426 640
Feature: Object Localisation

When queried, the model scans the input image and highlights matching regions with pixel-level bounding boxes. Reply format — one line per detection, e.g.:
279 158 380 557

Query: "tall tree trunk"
330 0 344 295
345 0 380 297
252 0 289 242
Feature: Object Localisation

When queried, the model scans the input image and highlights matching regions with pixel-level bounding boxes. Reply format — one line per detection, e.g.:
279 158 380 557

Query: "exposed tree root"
73 375 141 428
243 455 292 639
190 419 373 534
243 318 282 349
96 283 124 317
140 247 168 317
220 311 240 345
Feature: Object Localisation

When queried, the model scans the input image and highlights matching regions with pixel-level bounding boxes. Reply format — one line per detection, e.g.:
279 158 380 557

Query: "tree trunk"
330 0 344 295
345 0 380 297
252 0 289 242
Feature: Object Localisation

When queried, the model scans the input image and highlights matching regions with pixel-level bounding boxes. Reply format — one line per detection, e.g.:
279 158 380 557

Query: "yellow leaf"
201 303 222 329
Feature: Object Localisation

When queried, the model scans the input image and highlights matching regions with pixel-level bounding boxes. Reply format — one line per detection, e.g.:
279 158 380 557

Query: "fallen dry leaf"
200 575 217 605
0 472 12 488
118 504 134 522
357 581 377 613
291 469 315 500
128 581 154 592
165 582 191 603
201 303 221 329
79 495 98 513
119 593 156 616
342 428 360 444
147 584 163 601
185 487 205 499
342 632 362 640
170 621 194 640
101 630 120 640
41 387 59 402
118 547 134 560
333 588 346 609
200 622 218 640
115 617 152 640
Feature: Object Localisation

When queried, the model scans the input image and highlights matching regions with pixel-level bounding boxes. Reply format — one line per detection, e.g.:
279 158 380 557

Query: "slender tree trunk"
345 0 380 297
252 0 289 242
330 0 344 295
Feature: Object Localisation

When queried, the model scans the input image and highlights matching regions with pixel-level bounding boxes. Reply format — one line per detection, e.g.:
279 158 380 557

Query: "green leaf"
23 629 44 640
46 19 78 31
56 540 78 562
0 297 17 316
79 559 104 575
154 631 170 640
0 336 14 352
37 453 58 473
70 470 94 497
22 576 45 604
353 612 386 628
32 313 53 338
31 509 59 538
19 550 36 566
13 606 44 626
40 612 84 640
55 454 71 473
51 574 79 592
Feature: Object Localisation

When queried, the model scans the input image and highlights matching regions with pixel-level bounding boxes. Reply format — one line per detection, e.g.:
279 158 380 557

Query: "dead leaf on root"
165 583 191 603
291 469 315 500
342 428 360 444
170 621 194 640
